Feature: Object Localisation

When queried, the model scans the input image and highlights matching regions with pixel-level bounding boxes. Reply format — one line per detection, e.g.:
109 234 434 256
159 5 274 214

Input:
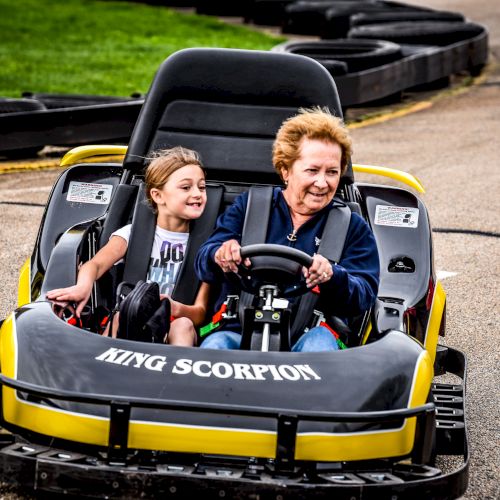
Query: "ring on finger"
322 272 328 279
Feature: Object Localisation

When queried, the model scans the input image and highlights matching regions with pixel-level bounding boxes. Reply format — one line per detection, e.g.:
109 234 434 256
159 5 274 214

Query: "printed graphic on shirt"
374 205 419 228
148 239 186 295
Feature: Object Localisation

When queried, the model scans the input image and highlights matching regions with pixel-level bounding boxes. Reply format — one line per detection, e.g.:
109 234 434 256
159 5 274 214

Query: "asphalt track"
0 0 498 498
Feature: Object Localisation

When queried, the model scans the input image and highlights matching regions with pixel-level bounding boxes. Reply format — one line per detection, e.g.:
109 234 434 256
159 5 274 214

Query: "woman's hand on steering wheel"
214 239 250 273
304 254 334 288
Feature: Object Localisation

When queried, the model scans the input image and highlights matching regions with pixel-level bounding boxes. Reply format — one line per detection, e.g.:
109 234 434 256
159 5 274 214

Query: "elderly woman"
195 107 380 351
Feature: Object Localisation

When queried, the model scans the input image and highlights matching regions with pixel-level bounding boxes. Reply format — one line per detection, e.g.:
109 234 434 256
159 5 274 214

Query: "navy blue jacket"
195 188 380 325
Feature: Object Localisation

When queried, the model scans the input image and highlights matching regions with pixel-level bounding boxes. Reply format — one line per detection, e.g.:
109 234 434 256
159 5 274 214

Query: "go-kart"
0 48 468 499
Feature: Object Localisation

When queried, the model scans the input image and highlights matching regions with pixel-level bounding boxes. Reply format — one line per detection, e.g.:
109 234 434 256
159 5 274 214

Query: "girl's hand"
46 285 91 318
168 297 182 318
304 254 333 288
214 239 250 273
160 295 180 318
160 294 178 316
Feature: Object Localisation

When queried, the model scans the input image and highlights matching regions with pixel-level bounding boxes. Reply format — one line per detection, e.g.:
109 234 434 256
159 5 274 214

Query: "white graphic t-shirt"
112 224 189 296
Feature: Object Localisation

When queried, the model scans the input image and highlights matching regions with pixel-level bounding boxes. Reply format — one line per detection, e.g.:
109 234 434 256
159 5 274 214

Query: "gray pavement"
0 0 499 498
352 2 500 498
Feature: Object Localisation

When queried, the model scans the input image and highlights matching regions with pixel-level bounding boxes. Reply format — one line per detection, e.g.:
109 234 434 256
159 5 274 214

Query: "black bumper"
0 345 468 499
0 438 468 500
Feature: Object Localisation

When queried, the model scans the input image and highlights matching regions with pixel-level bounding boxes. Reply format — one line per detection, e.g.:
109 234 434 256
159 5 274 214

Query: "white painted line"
437 270 458 280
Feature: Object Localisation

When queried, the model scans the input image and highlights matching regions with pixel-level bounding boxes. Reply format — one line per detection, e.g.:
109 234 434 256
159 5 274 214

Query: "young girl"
46 146 210 346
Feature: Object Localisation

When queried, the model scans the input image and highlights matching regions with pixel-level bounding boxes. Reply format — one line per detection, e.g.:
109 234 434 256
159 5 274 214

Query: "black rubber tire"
0 98 46 114
321 2 429 38
309 58 349 77
164 1 196 5
247 0 299 26
348 21 486 46
0 147 42 160
20 92 141 110
127 0 194 4
195 0 249 17
272 39 402 73
350 10 465 27
284 1 374 36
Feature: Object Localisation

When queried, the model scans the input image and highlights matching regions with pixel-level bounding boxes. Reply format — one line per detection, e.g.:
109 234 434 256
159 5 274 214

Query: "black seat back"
113 48 353 311
121 183 224 306
121 183 156 286
123 48 353 185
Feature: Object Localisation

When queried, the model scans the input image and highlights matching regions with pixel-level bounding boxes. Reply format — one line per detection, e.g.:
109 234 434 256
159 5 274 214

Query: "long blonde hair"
145 146 204 211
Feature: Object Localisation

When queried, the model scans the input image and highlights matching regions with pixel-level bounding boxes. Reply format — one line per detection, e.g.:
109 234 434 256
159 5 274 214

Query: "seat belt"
317 202 351 263
290 202 352 342
98 184 138 250
238 189 352 347
238 186 274 321
122 183 156 285
123 184 224 307
241 186 274 246
172 184 224 305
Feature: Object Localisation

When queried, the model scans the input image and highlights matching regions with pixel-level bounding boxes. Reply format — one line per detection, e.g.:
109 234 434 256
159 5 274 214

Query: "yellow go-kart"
0 48 467 499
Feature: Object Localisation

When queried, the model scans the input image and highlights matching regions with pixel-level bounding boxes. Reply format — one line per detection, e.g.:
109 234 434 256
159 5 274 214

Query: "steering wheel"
237 244 313 297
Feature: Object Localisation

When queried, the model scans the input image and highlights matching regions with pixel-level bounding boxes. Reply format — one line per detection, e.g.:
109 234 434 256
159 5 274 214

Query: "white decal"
95 349 322 381
144 355 168 372
172 358 192 375
95 348 167 372
375 205 419 228
171 359 322 381
67 181 113 204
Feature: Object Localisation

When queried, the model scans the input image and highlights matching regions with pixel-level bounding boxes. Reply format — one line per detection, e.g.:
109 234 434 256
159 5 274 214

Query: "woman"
47 146 210 346
195 107 379 351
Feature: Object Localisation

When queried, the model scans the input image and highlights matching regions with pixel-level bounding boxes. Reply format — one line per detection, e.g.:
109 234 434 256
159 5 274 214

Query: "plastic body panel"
357 183 433 307
0 47 467 498
30 163 122 300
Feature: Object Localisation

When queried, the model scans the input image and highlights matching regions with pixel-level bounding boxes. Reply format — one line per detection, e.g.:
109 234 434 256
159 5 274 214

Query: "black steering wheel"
236 243 313 297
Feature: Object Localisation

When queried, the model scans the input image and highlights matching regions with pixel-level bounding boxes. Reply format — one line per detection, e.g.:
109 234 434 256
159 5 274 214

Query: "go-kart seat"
111 182 224 307
121 47 354 187
110 48 359 342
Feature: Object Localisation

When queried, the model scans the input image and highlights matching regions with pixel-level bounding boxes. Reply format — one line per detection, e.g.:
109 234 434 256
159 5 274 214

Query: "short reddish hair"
272 107 352 180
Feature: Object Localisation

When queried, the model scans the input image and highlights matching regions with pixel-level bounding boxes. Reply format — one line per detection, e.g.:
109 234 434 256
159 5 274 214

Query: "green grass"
0 0 285 97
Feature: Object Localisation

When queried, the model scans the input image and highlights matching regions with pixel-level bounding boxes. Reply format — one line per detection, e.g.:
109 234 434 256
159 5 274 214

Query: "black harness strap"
173 184 224 304
122 184 155 286
238 188 352 346
239 186 274 321
241 186 274 246
290 203 352 342
123 183 224 308
317 203 351 264
98 184 139 250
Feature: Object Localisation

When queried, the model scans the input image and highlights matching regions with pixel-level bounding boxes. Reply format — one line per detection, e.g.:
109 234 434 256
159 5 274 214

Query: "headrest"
124 48 353 184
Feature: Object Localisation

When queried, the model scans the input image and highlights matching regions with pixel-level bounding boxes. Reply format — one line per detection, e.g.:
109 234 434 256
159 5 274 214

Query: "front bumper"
0 345 468 499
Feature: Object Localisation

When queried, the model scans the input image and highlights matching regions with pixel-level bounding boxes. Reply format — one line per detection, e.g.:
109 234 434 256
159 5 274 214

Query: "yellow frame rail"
60 145 128 167
60 150 424 194
353 164 425 193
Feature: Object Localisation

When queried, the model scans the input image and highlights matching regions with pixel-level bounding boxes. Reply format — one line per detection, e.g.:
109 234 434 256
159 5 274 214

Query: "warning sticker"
67 182 113 205
375 205 419 228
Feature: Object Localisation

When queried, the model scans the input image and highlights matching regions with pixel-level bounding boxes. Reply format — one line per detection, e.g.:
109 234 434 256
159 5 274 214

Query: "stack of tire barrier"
195 0 488 110
0 93 144 159
256 0 488 109
0 0 488 158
